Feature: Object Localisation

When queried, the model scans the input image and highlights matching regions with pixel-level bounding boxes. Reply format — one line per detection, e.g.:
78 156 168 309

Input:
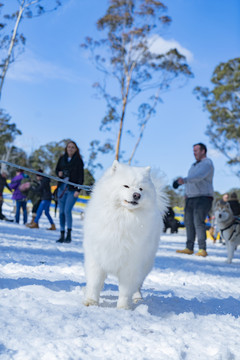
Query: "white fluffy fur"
83 160 168 309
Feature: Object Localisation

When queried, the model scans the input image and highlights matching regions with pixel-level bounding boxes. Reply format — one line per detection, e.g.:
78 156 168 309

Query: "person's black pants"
184 197 213 251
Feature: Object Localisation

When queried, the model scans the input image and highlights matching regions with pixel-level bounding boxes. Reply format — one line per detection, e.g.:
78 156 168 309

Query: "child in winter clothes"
28 170 56 230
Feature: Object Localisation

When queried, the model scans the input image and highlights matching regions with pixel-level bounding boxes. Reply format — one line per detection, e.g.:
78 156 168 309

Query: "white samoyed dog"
83 160 168 309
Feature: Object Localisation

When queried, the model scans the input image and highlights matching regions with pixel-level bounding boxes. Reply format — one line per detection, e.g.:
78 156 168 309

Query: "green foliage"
7 146 28 178
87 140 113 174
194 57 240 177
164 185 185 208
0 109 21 156
28 139 71 175
84 168 95 187
81 0 193 166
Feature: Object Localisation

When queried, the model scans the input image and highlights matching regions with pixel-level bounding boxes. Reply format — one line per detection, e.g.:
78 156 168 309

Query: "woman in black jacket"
55 141 84 243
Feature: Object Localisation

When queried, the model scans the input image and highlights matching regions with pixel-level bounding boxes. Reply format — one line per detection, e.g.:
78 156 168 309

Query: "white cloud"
6 50 80 84
5 37 193 84
149 35 194 63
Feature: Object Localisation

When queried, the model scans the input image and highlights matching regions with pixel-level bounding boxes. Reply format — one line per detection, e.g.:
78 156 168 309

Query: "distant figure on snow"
175 143 214 257
228 192 240 217
28 169 56 230
0 169 12 221
9 169 29 224
55 141 84 243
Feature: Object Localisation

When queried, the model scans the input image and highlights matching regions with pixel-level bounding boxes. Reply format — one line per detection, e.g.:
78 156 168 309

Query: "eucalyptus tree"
0 109 22 172
0 109 21 154
194 57 240 177
28 139 70 175
0 0 61 98
81 0 193 163
7 146 28 177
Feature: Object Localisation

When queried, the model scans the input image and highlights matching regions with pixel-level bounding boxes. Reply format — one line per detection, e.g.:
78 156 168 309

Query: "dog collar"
219 220 236 233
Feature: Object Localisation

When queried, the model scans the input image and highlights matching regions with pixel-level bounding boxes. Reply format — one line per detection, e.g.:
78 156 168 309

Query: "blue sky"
1 0 240 193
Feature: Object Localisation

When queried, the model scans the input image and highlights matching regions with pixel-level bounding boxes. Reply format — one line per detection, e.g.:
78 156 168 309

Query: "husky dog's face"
110 160 155 210
214 200 233 223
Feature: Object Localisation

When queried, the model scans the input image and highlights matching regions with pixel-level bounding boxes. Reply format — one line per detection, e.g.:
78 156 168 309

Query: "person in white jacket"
175 143 214 257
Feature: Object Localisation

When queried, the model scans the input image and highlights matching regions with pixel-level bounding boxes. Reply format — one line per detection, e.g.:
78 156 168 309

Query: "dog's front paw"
83 298 99 307
117 297 131 310
225 259 232 264
132 290 143 304
117 303 131 310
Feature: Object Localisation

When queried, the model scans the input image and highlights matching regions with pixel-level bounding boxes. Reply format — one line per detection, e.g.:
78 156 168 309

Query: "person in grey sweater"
175 143 214 257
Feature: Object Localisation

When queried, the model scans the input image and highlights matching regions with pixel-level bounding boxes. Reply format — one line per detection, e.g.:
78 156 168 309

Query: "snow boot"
47 223 56 230
26 216 36 227
56 231 65 243
64 229 72 243
176 248 193 255
28 222 39 229
195 249 208 257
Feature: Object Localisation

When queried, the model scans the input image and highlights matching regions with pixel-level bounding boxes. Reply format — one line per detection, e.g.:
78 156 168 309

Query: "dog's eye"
123 185 129 188
139 188 143 191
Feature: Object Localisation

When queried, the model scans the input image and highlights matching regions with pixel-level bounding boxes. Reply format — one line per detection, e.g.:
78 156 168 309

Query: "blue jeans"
184 197 213 251
16 200 27 224
34 200 54 225
58 185 77 231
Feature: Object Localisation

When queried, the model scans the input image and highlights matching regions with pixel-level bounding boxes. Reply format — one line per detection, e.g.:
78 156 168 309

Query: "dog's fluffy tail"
151 170 169 216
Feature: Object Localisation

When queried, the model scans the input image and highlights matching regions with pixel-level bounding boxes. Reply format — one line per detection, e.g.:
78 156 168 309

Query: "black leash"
0 159 92 192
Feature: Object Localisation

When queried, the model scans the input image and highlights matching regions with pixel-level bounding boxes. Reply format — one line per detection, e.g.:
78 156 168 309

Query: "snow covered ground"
0 203 240 360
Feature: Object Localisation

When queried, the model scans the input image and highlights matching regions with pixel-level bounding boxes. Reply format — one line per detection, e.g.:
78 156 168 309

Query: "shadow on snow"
0 277 85 292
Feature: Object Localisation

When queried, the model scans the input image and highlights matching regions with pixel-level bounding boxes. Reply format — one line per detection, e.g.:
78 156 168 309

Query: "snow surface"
0 203 240 360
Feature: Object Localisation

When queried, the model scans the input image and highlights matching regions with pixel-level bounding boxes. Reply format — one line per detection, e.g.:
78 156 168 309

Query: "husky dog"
214 200 240 263
83 160 168 309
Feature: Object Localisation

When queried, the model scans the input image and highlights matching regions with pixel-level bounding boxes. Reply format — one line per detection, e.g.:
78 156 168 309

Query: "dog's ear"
144 166 151 178
111 160 119 174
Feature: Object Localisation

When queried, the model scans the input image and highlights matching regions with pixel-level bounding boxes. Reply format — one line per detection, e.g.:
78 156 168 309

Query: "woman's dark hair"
65 140 80 157
193 142 207 154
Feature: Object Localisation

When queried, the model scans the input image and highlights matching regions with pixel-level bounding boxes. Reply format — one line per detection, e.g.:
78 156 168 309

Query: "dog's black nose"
133 192 141 201
219 214 222 218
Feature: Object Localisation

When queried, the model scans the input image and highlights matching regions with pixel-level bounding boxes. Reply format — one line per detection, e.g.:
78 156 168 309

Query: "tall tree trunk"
128 90 160 165
115 64 134 160
115 97 127 160
0 2 25 99
1 145 12 172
